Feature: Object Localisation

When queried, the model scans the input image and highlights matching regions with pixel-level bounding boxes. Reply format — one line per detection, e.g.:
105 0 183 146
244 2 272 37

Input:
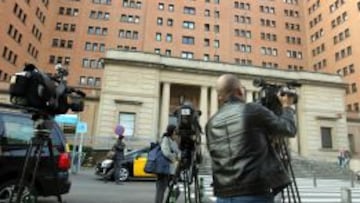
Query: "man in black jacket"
206 74 297 203
113 124 126 185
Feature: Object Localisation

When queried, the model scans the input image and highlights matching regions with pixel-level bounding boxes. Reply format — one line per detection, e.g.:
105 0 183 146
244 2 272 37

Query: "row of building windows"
35 7 46 24
157 17 173 26
7 24 22 44
309 14 322 28
88 26 108 36
261 32 277 42
156 2 174 12
308 0 320 15
347 103 359 112
2 46 18 65
313 59 327 71
52 39 73 49
85 42 106 52
337 64 355 77
283 0 298 5
117 45 137 51
56 22 76 32
79 76 101 87
90 10 110 20
27 43 38 59
82 58 105 69
284 9 299 18
346 83 357 95
13 3 27 24
310 28 324 42
121 15 140 24
234 2 250 10
331 12 348 28
204 9 220 18
49 55 71 65
235 15 251 24
288 65 304 71
335 46 352 61
330 0 345 13
287 50 303 59
119 30 139 39
260 19 276 28
93 0 111 5
334 28 350 44
59 7 79 16
235 44 252 53
312 43 325 57
235 29 251 38
262 62 278 69
31 24 42 41
122 0 142 9
286 36 301 45
285 22 300 31
261 47 278 56
260 6 275 14
235 58 252 65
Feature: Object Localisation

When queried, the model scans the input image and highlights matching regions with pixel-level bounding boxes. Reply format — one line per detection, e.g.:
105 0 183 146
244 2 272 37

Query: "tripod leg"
11 139 34 203
47 137 64 203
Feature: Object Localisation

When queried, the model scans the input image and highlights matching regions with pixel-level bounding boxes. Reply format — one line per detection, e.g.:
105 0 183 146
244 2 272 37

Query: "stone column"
210 87 218 116
199 86 209 131
246 90 253 103
160 82 170 134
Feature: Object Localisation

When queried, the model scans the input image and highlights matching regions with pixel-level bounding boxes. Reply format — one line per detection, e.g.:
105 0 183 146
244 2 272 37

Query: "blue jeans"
216 195 274 203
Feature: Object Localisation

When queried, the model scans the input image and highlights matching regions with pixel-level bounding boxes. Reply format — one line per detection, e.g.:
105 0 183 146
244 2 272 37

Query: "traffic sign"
55 114 78 125
76 122 88 134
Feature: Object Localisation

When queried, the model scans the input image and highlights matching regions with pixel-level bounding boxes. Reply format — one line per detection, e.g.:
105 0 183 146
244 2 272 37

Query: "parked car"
95 146 156 182
0 109 71 202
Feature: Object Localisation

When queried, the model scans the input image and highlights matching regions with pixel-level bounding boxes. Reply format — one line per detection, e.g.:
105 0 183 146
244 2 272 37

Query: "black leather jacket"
205 98 296 197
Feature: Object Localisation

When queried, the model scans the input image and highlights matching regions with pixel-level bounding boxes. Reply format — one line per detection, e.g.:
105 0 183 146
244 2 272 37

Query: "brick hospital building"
1 0 360 155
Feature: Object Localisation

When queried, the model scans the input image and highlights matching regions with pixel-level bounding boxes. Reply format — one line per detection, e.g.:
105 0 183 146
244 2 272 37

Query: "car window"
0 114 34 144
0 114 63 146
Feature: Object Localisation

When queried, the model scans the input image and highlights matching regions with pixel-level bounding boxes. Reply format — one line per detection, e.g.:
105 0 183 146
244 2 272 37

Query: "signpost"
55 114 87 174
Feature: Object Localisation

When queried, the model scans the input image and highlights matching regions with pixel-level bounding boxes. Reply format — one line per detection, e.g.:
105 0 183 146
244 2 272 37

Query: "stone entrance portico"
95 50 348 161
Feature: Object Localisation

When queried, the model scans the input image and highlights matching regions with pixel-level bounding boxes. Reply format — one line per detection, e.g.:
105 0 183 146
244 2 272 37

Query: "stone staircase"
291 154 354 180
199 152 355 180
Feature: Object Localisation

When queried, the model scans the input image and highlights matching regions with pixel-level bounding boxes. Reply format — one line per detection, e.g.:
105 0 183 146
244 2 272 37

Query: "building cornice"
104 50 346 89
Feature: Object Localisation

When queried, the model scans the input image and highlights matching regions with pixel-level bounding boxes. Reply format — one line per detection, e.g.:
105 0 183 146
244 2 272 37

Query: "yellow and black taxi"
95 146 156 182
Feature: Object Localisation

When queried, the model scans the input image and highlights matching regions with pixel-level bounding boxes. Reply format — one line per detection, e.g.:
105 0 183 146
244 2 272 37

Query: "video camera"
173 102 202 168
9 63 85 116
253 78 301 115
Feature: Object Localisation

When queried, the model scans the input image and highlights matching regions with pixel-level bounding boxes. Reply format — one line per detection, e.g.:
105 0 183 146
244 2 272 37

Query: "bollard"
313 171 317 187
199 177 204 203
341 187 352 203
351 171 355 188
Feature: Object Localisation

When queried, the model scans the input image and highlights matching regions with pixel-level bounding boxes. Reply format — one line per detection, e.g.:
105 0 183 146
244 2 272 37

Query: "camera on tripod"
173 102 203 169
9 63 85 115
253 78 301 115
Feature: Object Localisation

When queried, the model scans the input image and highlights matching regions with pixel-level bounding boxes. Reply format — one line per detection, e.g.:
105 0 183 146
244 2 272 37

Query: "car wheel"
0 180 37 203
117 167 130 182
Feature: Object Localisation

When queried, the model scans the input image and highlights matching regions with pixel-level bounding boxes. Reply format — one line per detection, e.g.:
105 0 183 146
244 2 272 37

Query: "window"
214 40 220 48
181 51 193 59
167 19 173 26
321 127 332 149
184 7 196 15
158 3 164 10
119 112 136 137
182 36 195 45
166 34 172 42
156 33 162 41
0 114 34 144
183 21 195 29
165 49 171 56
157 17 163 25
168 4 174 12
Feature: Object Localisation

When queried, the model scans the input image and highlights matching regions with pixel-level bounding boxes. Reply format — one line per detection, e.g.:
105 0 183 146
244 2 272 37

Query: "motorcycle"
95 158 115 181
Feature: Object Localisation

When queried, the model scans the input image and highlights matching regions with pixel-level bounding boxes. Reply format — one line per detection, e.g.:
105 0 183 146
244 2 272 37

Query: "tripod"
272 136 301 203
7 112 64 203
165 147 202 203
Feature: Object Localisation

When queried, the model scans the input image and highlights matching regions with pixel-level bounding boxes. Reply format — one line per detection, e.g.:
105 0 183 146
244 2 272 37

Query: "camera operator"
205 74 297 203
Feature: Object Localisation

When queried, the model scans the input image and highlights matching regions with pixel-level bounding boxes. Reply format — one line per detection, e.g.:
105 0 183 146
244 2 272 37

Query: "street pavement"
36 168 360 203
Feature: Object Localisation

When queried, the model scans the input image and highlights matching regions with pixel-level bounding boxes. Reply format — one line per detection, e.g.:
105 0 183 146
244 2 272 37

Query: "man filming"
205 74 297 203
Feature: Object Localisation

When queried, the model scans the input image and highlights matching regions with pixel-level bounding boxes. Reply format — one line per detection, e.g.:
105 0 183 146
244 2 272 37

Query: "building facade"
95 50 348 161
1 0 360 154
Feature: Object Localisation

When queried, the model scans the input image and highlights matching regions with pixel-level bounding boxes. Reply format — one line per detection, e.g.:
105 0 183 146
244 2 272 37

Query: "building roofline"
104 50 346 89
